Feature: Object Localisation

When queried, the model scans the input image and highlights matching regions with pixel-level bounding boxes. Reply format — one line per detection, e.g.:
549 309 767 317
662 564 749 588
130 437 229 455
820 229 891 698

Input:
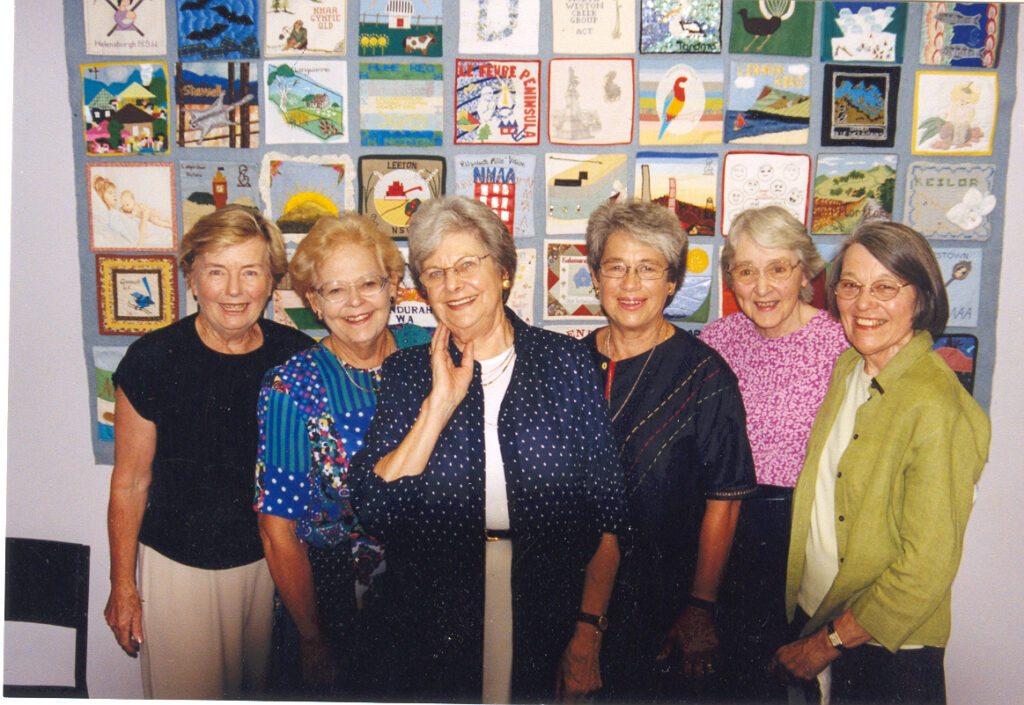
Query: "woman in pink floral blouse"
699 205 848 702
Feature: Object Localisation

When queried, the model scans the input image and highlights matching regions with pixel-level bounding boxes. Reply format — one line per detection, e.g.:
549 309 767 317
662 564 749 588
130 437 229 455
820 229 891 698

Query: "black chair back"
4 537 90 698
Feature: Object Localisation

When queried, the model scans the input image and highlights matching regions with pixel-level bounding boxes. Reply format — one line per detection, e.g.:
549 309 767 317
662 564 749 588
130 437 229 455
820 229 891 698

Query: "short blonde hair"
722 206 824 303
179 205 288 283
289 213 405 302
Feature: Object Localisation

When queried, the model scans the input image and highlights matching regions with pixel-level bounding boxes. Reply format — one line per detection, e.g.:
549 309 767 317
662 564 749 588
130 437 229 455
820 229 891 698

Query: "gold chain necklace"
323 333 394 394
481 345 516 386
339 360 382 394
605 322 669 423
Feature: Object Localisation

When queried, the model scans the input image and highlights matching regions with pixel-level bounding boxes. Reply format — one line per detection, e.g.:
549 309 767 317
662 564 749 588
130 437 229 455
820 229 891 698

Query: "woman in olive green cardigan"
773 222 990 704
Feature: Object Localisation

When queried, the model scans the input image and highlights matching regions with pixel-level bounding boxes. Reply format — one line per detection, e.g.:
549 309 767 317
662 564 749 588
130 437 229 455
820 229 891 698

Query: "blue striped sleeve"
254 379 313 520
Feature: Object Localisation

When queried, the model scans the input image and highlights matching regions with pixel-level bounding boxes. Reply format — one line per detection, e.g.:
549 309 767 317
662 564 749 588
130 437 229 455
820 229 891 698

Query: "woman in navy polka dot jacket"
351 196 627 703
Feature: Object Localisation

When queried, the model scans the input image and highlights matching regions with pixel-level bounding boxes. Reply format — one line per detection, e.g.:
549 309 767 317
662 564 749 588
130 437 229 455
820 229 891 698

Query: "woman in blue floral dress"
254 213 430 697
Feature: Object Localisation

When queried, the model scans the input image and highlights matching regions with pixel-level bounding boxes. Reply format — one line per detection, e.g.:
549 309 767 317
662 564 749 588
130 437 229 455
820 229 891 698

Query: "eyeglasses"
419 254 491 288
833 279 911 302
598 262 669 280
728 260 801 286
314 274 388 303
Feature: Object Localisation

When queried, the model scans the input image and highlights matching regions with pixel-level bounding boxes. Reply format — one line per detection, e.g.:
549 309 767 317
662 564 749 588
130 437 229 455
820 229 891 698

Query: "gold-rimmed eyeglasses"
598 262 668 280
419 254 492 288
314 274 388 303
727 260 801 286
833 279 911 302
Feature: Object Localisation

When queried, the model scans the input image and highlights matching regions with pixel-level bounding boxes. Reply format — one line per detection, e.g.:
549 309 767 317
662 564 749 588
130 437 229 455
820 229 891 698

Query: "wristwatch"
826 620 847 651
577 611 608 632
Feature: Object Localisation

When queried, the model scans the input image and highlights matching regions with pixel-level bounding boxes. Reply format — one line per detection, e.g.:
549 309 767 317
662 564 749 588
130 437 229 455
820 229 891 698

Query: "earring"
501 278 511 290
390 296 396 305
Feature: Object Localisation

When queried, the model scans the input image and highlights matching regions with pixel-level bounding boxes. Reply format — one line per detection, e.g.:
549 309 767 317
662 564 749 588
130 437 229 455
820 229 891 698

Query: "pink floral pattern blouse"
699 309 849 488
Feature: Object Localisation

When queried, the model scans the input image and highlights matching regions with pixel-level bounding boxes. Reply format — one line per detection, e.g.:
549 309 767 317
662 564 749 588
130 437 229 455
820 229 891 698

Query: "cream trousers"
137 544 274 699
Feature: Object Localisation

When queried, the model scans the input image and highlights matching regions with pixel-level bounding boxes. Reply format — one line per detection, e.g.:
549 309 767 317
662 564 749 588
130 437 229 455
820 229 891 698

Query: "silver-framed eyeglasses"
419 254 491 287
314 274 388 303
728 260 801 286
598 261 669 280
833 278 911 302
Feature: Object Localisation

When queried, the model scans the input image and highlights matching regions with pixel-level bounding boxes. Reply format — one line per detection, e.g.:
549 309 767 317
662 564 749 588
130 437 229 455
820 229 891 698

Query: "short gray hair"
722 206 824 303
406 196 517 301
585 200 687 289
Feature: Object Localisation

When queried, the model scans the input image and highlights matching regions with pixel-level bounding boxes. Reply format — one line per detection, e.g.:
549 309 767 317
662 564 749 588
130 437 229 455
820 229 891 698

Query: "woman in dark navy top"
351 196 626 703
582 200 756 703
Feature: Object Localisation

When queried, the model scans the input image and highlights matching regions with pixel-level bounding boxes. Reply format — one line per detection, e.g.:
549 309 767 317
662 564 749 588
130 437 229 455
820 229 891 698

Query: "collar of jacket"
863 330 935 396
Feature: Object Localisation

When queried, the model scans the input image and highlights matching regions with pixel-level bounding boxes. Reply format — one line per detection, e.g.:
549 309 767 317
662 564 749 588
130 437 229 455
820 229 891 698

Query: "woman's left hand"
556 626 603 703
771 630 839 681
772 612 868 681
656 605 720 678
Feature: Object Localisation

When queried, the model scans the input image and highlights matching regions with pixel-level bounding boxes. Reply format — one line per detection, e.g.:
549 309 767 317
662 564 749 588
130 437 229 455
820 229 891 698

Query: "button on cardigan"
786 331 990 651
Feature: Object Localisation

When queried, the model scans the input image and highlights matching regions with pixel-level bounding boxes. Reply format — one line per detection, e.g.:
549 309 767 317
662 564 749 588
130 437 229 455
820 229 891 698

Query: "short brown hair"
289 213 405 302
179 205 288 283
827 221 949 338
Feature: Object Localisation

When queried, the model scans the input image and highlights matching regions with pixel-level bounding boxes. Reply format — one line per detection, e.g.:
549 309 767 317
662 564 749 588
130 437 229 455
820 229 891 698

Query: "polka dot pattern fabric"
349 310 626 701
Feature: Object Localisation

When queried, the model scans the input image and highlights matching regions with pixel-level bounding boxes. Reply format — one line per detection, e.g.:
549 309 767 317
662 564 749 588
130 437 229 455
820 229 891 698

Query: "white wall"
6 3 1023 701
944 12 1024 703
6 1 144 698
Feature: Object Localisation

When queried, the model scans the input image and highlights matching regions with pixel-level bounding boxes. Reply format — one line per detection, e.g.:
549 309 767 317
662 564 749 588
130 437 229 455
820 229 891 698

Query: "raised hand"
425 322 475 423
372 323 476 483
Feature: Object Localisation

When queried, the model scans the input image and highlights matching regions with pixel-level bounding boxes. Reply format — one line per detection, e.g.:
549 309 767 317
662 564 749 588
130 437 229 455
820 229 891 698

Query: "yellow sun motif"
687 248 710 274
283 190 340 215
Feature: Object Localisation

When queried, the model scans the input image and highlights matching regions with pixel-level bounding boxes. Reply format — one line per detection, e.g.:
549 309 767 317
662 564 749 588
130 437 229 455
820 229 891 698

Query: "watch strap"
576 611 608 632
684 594 717 613
826 620 846 651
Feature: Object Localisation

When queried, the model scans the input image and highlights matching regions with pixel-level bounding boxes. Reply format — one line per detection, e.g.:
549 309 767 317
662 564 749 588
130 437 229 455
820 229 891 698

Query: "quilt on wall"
63 0 1017 462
